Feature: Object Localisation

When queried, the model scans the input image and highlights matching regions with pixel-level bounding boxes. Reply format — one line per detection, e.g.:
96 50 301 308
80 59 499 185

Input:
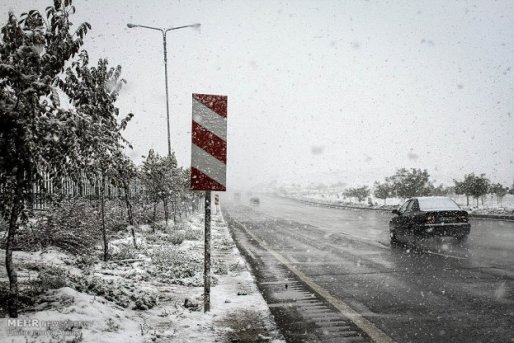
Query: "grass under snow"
0 212 284 343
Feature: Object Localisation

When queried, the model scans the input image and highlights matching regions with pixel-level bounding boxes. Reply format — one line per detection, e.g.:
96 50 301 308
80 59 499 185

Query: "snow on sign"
191 94 227 191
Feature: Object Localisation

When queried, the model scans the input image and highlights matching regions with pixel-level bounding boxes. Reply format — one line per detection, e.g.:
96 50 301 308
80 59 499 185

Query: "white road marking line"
232 218 396 343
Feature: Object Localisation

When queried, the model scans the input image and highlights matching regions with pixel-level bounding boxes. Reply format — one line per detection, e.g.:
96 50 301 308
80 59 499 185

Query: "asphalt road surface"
222 194 514 343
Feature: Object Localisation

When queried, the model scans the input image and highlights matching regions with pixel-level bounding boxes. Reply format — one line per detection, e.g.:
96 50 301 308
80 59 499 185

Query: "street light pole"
162 31 171 156
127 22 200 157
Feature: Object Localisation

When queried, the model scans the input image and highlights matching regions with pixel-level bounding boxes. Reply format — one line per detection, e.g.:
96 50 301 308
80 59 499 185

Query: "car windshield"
418 197 461 211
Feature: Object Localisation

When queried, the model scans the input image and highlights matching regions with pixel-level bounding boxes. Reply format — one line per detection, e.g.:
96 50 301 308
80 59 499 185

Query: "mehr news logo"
7 319 92 338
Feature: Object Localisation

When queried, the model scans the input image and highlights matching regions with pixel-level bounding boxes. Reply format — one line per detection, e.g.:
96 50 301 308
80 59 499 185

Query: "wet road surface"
222 195 514 343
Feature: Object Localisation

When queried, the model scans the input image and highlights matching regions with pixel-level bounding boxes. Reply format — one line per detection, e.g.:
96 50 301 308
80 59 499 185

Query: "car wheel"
390 231 399 245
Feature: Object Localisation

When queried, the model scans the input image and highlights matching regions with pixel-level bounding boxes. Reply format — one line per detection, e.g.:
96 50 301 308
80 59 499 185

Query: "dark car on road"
250 197 260 205
389 196 470 243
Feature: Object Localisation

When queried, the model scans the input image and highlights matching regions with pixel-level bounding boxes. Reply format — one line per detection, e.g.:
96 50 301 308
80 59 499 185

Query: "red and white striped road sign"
191 94 227 191
214 194 219 205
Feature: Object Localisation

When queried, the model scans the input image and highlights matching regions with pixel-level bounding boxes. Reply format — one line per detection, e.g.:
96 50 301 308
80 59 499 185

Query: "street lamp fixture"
127 22 201 157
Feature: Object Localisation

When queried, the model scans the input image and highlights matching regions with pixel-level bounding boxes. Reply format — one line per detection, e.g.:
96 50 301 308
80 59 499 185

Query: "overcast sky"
2 0 514 189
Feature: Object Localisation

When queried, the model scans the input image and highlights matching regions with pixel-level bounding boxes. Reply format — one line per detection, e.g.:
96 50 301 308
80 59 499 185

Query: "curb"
217 209 286 342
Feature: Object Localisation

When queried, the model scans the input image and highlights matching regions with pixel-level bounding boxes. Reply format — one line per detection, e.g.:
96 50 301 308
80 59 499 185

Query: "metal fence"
1 172 146 211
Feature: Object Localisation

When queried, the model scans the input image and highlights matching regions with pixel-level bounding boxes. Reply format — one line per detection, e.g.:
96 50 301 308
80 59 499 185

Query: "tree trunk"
100 175 108 262
172 195 177 224
27 170 34 214
163 198 169 226
153 202 157 222
125 195 134 226
466 195 469 206
5 183 24 318
123 181 136 248
177 195 183 218
476 197 479 207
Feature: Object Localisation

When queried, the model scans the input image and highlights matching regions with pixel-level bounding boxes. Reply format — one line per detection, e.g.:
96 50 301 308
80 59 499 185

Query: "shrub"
68 275 131 308
168 230 185 245
104 200 129 232
67 274 158 310
229 260 246 273
105 318 120 332
213 261 228 275
29 266 68 294
149 246 180 265
151 221 170 232
111 243 139 260
133 200 165 225
172 222 188 231
146 230 184 246
184 228 202 241
0 221 41 251
0 282 41 315
7 199 133 255
149 246 202 279
75 254 99 272
30 199 100 255
132 292 158 310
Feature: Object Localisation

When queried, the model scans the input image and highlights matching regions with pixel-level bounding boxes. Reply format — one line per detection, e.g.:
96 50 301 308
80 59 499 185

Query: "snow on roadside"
0 211 285 342
281 191 514 217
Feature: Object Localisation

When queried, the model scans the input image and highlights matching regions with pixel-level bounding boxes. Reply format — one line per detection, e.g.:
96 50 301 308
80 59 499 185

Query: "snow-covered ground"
0 212 284 342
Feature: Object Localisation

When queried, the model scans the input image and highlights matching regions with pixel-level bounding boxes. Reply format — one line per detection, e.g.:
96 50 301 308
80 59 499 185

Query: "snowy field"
0 212 284 343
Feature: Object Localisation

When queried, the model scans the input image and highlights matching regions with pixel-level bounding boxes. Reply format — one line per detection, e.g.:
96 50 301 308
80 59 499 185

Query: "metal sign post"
204 190 211 312
190 93 227 313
